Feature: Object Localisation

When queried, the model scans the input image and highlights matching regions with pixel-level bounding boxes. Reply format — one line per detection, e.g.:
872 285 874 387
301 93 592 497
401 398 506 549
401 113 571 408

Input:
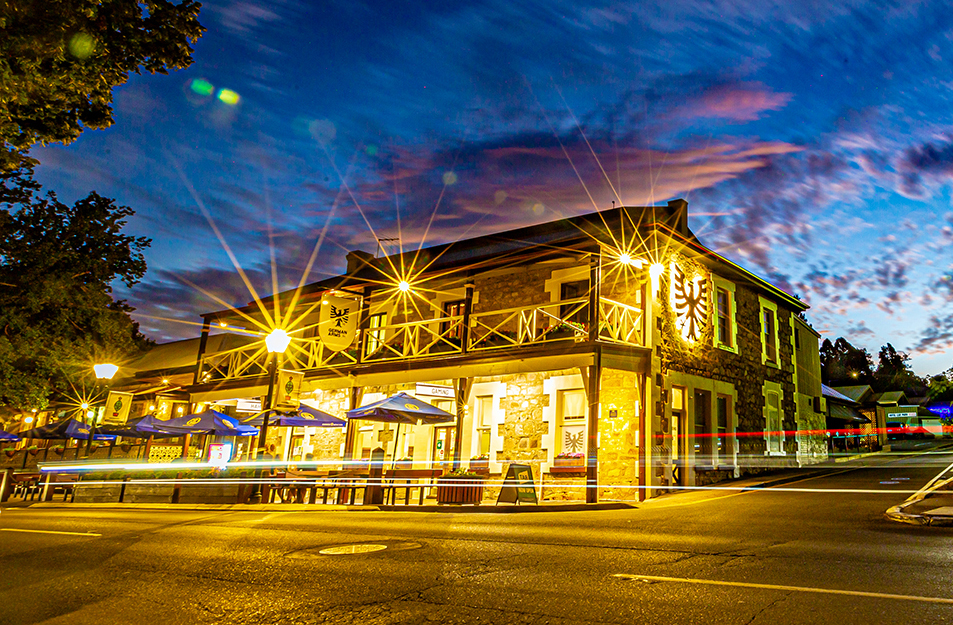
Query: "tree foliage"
821 337 927 395
0 178 153 411
927 368 953 403
0 0 205 171
820 338 874 386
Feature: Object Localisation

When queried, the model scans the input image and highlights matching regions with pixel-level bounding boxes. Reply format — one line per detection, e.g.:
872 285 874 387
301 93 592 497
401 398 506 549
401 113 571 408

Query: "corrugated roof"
876 391 906 405
822 384 857 404
829 403 870 423
831 385 874 403
126 333 257 375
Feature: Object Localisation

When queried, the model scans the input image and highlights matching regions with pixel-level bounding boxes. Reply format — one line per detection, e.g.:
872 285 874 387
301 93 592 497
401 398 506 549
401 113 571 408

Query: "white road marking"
0 528 100 537
613 574 953 605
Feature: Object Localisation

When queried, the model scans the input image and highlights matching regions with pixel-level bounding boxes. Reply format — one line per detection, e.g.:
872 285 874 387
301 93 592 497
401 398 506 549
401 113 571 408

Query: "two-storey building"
184 200 826 502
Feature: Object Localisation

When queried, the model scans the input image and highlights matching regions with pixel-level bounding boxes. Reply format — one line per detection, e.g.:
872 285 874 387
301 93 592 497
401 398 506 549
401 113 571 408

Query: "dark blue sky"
32 0 953 375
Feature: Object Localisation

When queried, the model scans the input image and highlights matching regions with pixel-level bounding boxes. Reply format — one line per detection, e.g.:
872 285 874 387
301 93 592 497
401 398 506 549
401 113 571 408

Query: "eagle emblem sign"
319 295 358 352
671 264 709 342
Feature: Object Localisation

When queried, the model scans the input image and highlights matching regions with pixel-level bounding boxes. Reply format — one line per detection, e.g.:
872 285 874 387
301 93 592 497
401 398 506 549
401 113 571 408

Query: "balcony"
198 296 645 383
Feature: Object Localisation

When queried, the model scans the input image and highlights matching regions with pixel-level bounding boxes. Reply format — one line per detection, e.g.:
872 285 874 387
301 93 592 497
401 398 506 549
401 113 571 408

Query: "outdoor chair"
383 468 444 505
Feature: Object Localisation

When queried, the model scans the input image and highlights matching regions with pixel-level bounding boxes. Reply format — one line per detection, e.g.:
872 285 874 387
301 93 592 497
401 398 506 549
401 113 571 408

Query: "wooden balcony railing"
198 296 644 382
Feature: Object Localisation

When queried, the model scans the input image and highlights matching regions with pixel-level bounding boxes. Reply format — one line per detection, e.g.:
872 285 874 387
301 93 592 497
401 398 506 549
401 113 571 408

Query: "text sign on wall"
415 383 454 399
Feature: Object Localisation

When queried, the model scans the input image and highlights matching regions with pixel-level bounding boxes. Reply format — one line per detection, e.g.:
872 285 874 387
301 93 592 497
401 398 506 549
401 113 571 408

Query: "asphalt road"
2 444 953 625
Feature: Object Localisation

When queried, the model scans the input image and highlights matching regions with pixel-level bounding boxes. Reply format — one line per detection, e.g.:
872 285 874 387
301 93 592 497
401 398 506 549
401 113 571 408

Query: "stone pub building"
186 200 826 502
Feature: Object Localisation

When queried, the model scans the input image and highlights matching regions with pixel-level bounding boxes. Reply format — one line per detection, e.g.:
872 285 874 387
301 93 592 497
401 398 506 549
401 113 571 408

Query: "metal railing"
199 296 645 382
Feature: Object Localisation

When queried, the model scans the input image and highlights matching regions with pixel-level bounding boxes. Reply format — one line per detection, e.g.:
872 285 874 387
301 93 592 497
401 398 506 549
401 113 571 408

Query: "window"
441 299 465 341
765 389 782 454
474 395 493 457
693 390 712 463
716 395 730 458
794 328 801 350
671 386 686 468
558 389 587 455
365 312 386 355
712 277 737 352
559 280 589 326
716 288 732 347
759 298 779 365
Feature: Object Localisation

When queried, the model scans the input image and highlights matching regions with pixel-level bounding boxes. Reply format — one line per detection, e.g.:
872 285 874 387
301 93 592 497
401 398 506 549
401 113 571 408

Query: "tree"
0 0 205 171
927 368 953 403
0 186 152 414
873 343 927 396
820 337 874 386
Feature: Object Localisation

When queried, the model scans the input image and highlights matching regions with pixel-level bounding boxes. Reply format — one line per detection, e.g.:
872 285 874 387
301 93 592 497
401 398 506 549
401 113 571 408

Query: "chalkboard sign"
496 463 538 505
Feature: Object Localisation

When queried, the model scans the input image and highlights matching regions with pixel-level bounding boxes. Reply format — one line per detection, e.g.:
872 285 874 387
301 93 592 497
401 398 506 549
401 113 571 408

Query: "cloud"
910 313 953 355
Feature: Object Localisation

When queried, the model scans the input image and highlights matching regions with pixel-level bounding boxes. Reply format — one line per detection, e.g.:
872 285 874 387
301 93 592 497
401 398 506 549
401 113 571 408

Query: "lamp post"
88 363 118 455
247 329 291 504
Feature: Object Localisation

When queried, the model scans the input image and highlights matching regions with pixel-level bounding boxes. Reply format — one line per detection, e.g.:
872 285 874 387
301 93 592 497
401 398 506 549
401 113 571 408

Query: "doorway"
431 426 456 472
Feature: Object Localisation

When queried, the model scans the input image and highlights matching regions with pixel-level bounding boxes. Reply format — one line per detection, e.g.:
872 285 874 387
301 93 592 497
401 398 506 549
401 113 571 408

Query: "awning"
828 403 871 424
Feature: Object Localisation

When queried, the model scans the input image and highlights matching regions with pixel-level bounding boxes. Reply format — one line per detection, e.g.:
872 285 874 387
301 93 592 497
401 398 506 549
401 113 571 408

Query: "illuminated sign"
670 262 709 342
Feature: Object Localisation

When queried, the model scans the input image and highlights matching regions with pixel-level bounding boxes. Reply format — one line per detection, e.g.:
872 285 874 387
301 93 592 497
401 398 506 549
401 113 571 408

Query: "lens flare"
217 89 240 106
190 79 214 96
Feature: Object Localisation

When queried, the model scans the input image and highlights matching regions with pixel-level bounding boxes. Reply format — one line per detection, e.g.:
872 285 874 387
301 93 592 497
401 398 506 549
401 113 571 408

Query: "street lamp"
88 363 117 455
247 329 291 504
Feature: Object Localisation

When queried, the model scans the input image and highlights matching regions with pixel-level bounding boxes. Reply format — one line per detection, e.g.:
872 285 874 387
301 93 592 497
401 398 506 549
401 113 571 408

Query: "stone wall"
597 368 640 501
652 251 801 486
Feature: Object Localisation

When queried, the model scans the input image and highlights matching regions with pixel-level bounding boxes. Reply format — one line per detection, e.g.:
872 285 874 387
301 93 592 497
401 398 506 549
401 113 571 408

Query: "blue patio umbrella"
240 404 345 428
345 392 455 425
16 417 116 441
0 430 19 441
345 393 455 466
95 415 180 439
161 409 258 436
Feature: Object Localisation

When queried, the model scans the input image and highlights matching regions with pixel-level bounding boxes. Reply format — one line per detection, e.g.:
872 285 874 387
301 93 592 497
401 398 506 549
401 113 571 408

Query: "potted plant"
52 445 65 455
436 469 486 505
2 447 15 458
120 442 132 453
27 445 39 456
469 454 489 472
554 452 585 468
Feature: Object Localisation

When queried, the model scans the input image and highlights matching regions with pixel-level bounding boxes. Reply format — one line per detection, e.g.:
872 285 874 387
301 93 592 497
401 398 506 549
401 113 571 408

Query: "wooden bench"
383 469 444 505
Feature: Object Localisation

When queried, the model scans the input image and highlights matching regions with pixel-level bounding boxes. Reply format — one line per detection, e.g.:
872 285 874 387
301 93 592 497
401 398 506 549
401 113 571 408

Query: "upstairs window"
712 277 737 353
559 280 589 327
759 297 779 366
365 312 386 355
716 288 732 348
441 300 465 341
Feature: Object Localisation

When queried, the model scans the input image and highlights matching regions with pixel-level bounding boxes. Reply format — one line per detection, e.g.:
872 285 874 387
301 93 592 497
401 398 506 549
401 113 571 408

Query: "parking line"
0 528 100 537
613 574 953 605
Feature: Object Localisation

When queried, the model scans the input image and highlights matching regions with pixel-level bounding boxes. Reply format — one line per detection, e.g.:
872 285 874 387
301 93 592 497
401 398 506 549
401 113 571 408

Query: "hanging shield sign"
275 369 304 410
104 391 134 425
319 295 358 352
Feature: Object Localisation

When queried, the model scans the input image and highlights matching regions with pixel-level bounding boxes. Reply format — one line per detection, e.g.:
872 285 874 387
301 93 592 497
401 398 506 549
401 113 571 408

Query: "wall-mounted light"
398 280 411 293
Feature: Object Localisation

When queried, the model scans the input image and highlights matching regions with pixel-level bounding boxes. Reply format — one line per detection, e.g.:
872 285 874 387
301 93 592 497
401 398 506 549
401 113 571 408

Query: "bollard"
0 467 13 502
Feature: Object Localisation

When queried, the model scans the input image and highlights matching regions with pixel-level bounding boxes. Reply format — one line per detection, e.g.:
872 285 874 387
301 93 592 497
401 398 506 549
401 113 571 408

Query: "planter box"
554 457 585 469
469 459 489 473
73 484 123 503
177 483 243 504
436 476 485 505
123 483 175 503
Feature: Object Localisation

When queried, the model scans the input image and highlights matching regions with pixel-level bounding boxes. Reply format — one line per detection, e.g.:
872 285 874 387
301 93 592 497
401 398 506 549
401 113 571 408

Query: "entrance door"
431 426 456 472
670 386 689 487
